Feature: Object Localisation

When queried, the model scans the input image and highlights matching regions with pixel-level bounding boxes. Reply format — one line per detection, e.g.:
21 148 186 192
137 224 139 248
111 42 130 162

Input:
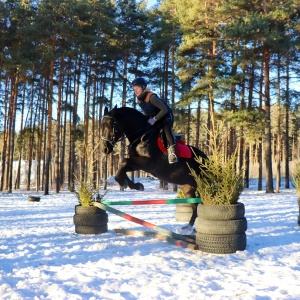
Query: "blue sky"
147 0 158 8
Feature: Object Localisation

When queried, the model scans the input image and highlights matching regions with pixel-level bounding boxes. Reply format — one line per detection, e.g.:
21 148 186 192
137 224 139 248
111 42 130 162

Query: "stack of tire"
175 204 193 222
195 203 247 254
73 205 108 234
298 197 300 226
28 196 41 202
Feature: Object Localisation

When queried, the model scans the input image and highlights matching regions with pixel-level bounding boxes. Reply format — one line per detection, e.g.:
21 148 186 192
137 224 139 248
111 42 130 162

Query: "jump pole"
114 229 195 240
102 198 202 206
93 202 196 244
114 229 198 251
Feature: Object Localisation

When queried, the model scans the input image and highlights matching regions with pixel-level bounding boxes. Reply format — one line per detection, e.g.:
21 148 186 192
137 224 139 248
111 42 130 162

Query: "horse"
101 105 207 228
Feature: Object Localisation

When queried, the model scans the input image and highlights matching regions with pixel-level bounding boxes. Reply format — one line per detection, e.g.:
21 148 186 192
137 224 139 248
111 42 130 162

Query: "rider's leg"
163 122 178 164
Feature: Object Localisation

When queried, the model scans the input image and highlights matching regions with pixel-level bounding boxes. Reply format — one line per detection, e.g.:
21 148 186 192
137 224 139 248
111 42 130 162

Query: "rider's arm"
149 95 169 121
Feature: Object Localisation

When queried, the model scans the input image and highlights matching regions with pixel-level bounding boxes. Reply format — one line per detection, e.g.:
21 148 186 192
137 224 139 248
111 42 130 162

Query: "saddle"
157 135 192 159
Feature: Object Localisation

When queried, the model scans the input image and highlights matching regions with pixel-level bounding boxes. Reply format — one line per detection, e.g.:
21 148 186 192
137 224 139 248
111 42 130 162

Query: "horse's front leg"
115 158 144 191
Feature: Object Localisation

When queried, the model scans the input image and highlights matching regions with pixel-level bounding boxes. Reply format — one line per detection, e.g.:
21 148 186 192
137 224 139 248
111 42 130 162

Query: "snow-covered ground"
0 178 300 300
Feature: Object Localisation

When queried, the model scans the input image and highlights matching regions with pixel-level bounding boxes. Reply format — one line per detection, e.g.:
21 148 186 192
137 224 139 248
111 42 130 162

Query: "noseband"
101 115 125 148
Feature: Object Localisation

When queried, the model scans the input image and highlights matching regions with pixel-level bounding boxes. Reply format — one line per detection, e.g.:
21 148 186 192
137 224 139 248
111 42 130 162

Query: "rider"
132 77 178 164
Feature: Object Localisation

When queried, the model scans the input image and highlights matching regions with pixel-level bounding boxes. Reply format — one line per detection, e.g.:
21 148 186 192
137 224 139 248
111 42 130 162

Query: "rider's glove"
148 117 157 125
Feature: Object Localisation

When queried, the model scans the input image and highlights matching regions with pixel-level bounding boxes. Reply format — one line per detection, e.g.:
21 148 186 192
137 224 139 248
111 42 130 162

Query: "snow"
1 178 300 300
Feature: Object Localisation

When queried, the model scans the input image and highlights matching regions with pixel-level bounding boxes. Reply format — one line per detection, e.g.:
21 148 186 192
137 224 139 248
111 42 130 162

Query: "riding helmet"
132 77 147 90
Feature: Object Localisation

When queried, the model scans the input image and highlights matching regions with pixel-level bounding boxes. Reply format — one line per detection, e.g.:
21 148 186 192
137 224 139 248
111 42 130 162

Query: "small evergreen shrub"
190 151 243 205
189 121 244 205
291 162 300 196
75 181 109 207
74 141 109 207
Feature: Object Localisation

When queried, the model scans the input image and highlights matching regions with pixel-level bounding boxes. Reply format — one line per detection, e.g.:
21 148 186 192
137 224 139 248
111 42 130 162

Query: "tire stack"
73 205 108 234
298 197 300 226
195 203 247 254
175 204 193 222
28 196 41 202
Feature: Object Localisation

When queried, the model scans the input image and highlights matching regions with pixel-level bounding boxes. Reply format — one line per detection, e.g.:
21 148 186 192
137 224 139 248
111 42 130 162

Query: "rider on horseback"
132 77 178 164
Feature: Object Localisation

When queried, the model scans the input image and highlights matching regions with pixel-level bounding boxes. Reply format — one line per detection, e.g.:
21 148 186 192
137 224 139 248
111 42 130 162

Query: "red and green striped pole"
94 202 196 245
114 229 198 250
102 198 202 206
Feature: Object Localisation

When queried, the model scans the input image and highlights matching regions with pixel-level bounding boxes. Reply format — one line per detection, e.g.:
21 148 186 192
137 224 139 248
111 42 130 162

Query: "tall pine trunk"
275 54 281 193
284 57 290 188
263 48 274 193
44 58 54 195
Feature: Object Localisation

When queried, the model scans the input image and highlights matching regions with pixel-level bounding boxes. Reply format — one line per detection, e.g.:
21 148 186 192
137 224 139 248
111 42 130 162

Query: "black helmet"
132 77 147 90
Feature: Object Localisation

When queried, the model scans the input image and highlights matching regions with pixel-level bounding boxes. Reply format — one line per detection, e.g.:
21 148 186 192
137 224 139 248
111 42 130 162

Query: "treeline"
0 0 300 194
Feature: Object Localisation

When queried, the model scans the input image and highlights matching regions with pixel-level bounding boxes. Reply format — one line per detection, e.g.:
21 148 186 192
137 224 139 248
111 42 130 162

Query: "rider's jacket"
137 91 172 121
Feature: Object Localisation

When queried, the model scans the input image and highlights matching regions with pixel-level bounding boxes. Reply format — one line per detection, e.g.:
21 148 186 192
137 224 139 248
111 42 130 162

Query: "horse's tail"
189 145 208 161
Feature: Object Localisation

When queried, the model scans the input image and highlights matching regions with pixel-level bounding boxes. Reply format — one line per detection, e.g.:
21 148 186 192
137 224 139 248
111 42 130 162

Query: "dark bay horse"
101 106 207 226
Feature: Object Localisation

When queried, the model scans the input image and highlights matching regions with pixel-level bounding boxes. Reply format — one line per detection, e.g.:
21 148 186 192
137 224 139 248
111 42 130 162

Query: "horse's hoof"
135 182 144 191
176 224 196 235
120 181 128 190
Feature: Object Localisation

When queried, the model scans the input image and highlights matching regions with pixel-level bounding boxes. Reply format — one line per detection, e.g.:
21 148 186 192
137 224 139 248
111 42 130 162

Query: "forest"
1 0 300 195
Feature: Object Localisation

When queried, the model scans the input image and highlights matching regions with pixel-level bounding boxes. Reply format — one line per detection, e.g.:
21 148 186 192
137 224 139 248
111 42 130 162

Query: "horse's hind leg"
189 203 198 226
115 158 144 191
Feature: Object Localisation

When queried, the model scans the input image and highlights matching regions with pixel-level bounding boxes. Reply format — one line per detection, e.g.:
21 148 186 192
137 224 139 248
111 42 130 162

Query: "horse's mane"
113 106 148 125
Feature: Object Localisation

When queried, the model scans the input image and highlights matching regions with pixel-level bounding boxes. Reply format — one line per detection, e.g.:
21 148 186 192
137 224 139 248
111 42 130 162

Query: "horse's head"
101 106 124 154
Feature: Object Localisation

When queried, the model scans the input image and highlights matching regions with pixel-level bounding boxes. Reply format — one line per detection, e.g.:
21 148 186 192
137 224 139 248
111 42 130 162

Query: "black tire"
196 232 247 254
75 205 106 214
197 203 245 220
28 196 40 202
73 213 108 226
195 217 247 234
175 211 193 222
75 224 108 235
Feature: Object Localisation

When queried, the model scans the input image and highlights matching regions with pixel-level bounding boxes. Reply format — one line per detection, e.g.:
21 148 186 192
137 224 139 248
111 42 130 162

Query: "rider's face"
133 86 143 97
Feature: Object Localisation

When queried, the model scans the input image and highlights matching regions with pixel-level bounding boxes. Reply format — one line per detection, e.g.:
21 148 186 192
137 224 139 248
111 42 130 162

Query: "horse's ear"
114 104 117 109
104 106 109 115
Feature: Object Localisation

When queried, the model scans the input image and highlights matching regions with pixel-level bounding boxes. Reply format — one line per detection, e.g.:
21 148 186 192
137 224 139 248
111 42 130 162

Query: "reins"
128 126 156 148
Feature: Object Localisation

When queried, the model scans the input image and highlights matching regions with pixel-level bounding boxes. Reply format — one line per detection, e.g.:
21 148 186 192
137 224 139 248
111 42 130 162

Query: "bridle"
101 114 155 149
101 115 126 147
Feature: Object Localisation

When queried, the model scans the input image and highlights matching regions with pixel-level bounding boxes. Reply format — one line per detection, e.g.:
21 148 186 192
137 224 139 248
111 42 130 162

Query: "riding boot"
167 144 178 164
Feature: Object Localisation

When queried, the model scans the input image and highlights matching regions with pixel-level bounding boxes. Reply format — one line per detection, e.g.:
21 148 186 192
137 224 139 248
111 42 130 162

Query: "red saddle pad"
157 138 192 159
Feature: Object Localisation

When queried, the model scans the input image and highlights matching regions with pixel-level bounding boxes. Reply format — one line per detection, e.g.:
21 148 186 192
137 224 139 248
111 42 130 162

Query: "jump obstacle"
102 198 202 206
114 229 196 250
93 198 201 250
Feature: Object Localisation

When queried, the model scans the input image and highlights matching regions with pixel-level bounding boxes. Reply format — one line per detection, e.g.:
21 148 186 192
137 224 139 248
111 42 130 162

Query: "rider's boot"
167 144 178 164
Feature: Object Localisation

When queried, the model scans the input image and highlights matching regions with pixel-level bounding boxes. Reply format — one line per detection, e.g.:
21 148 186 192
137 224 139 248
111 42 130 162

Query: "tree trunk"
244 61 255 188
54 58 63 193
6 70 18 192
284 57 290 188
195 98 201 148
258 64 264 191
263 48 274 193
26 110 34 191
69 55 81 191
44 58 54 195
275 54 281 193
